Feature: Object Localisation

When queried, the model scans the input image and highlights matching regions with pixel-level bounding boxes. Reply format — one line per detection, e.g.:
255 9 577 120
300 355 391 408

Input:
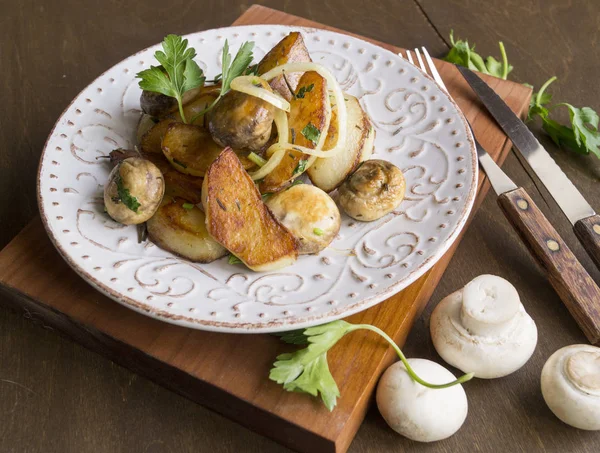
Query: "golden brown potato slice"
202 148 298 271
259 71 329 194
140 118 176 154
143 153 205 204
257 32 312 101
307 94 375 192
147 197 227 263
162 123 255 177
162 123 224 177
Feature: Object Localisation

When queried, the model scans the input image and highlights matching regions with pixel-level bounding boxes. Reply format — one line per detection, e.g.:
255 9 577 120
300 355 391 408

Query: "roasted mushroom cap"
266 184 340 255
208 90 275 151
338 159 406 221
104 157 165 225
140 87 203 118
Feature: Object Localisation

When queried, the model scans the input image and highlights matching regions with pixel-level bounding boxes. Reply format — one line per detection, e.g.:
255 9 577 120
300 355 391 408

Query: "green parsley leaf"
443 30 512 80
115 174 141 213
136 34 205 123
270 321 349 411
273 329 309 345
296 83 314 99
220 40 255 97
189 40 255 123
301 123 321 146
528 76 600 159
182 202 194 210
270 321 474 411
293 159 308 176
313 228 324 236
228 254 243 265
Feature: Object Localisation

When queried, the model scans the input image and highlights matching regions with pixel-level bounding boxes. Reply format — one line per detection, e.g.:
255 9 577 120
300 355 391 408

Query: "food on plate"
541 344 600 430
147 196 227 262
140 86 203 118
104 157 165 225
307 94 375 192
99 31 409 271
265 184 340 254
430 275 538 379
270 320 473 411
162 123 225 176
376 359 469 442
259 70 330 193
338 159 406 221
139 118 176 154
136 114 157 144
256 31 312 101
208 89 276 151
202 148 298 271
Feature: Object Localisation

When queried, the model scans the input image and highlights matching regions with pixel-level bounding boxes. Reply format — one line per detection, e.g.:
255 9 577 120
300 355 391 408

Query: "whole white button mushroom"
541 344 600 430
430 275 538 378
376 359 468 442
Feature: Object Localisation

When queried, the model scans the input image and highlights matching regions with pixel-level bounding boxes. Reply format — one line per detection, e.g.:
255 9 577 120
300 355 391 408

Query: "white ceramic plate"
37 25 477 333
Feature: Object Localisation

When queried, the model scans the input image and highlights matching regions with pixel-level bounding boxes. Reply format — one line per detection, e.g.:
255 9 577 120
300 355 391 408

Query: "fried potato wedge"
257 32 312 101
162 123 224 177
139 118 176 154
147 197 227 263
143 153 204 204
162 123 255 177
307 94 375 192
202 148 298 271
259 71 329 194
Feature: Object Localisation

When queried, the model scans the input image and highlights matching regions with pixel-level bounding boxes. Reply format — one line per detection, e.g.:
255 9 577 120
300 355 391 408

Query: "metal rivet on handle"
547 240 560 252
517 199 529 210
593 224 600 235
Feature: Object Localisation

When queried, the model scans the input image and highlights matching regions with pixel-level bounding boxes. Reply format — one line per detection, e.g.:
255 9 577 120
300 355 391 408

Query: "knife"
471 133 600 344
457 65 600 271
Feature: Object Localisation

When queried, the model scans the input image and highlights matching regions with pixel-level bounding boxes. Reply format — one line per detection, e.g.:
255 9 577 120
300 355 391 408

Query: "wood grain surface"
575 214 600 270
498 188 600 344
1 1 599 453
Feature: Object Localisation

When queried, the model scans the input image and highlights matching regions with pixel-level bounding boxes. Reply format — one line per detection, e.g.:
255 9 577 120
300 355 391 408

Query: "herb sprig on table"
444 31 600 160
270 320 473 411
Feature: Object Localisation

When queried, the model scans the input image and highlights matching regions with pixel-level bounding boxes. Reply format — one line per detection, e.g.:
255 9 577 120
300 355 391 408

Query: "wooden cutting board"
0 5 531 453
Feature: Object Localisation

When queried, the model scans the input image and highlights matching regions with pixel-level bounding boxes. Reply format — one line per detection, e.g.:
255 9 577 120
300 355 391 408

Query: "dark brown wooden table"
2 1 600 452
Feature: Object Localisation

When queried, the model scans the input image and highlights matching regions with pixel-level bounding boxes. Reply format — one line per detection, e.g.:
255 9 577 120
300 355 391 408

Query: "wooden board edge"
0 282 338 453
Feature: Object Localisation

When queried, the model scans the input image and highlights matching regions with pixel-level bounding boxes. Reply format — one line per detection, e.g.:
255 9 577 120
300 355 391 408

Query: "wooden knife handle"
574 214 600 270
498 187 600 345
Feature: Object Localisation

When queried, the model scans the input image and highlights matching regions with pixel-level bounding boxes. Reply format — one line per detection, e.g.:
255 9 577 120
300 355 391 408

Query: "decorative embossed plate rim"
37 25 477 333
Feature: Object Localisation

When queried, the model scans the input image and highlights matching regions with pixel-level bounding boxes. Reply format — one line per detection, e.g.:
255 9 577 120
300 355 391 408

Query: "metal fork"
400 47 600 345
400 48 515 194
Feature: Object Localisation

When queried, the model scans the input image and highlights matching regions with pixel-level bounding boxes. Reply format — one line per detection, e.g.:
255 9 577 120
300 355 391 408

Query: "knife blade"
457 65 595 224
457 65 600 270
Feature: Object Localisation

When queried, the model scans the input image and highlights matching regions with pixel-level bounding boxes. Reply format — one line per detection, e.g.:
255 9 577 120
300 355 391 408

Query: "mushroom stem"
349 324 474 389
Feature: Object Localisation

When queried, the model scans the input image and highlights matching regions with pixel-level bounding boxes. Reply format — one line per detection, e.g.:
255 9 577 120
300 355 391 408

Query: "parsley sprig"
271 320 473 411
528 77 600 159
444 30 512 80
190 40 255 123
136 35 205 124
444 32 600 160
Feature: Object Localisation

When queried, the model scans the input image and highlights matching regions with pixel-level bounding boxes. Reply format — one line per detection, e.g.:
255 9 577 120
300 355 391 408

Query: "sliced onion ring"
230 75 290 112
250 109 289 180
260 62 347 158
